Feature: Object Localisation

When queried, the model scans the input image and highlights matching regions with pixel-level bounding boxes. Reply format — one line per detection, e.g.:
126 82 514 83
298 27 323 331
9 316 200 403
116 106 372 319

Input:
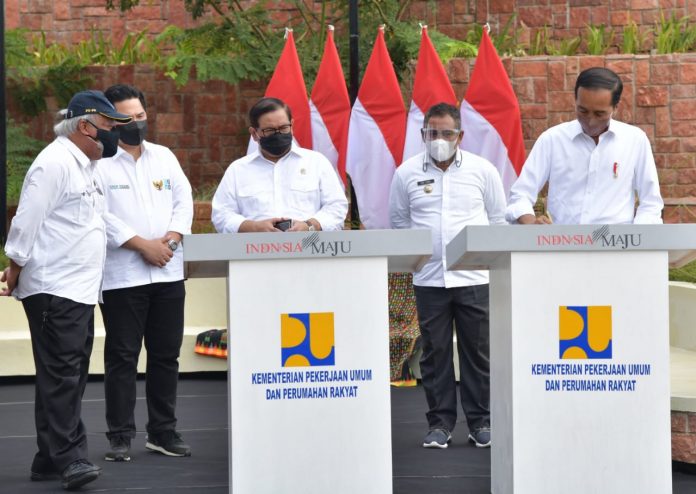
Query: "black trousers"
22 293 95 473
414 284 490 433
100 280 185 439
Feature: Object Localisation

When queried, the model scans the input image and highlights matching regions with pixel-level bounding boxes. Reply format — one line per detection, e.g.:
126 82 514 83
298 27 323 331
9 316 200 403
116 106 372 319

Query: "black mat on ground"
0 376 694 493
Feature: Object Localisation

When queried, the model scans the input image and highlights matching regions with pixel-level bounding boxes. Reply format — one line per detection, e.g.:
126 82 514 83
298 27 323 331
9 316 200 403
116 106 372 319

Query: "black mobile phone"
274 219 292 231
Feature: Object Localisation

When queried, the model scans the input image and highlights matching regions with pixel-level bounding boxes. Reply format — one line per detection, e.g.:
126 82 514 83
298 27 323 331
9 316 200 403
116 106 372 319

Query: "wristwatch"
167 239 179 251
305 221 316 232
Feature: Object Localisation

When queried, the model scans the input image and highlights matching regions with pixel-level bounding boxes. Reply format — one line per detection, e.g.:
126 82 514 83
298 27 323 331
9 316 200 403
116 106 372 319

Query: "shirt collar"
253 141 302 165
569 119 617 141
113 140 150 163
57 135 93 168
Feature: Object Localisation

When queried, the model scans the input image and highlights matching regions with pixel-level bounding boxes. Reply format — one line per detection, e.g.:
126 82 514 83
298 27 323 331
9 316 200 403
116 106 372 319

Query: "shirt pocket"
237 182 273 215
287 176 320 212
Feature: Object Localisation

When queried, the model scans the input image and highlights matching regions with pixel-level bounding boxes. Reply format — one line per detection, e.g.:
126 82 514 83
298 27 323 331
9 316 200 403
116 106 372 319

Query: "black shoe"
145 430 191 457
61 459 101 490
105 435 131 462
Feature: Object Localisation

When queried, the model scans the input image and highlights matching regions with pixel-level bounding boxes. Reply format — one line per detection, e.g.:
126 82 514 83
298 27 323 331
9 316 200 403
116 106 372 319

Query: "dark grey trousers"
414 284 490 433
22 293 94 474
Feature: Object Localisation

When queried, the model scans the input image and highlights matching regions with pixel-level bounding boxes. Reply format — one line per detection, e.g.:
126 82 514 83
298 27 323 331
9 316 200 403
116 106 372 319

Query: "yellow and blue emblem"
281 312 335 367
559 306 612 359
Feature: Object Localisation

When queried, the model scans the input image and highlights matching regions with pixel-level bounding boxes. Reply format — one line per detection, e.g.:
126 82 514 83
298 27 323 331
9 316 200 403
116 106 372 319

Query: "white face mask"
427 138 458 162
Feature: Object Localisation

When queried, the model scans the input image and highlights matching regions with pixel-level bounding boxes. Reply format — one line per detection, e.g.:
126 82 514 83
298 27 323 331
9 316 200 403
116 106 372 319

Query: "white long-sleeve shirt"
389 150 507 288
95 141 193 291
5 136 106 304
506 119 664 225
212 145 348 233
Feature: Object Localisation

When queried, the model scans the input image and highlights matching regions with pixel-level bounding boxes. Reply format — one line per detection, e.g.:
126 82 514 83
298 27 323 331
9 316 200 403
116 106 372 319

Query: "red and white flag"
346 27 406 229
310 25 350 185
460 28 525 196
249 28 311 154
403 26 457 161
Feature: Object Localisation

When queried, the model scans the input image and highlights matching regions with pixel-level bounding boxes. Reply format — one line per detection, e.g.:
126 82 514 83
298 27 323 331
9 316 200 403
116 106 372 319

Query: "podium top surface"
446 224 696 270
183 229 432 278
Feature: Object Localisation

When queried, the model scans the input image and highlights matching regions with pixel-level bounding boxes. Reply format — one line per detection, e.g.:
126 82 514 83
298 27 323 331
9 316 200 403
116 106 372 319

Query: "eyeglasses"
257 124 292 137
421 129 461 141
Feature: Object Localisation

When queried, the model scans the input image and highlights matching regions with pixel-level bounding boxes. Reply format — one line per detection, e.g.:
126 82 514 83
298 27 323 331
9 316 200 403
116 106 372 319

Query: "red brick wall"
12 53 695 222
8 0 694 47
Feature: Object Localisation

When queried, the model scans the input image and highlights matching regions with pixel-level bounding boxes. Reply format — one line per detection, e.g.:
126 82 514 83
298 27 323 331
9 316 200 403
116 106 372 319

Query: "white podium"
446 224 696 494
184 230 432 494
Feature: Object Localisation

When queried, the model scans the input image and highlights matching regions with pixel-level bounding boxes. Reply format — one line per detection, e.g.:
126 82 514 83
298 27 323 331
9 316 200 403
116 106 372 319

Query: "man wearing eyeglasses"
212 97 348 233
389 102 506 451
1 90 131 490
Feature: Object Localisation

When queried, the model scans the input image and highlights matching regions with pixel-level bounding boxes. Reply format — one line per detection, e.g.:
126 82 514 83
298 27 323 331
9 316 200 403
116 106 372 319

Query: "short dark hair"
249 97 292 128
574 67 623 106
423 102 461 129
104 84 147 110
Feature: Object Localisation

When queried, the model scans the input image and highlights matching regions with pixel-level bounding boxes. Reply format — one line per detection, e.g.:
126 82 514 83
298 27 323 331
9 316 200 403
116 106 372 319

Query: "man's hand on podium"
517 213 552 225
239 218 291 233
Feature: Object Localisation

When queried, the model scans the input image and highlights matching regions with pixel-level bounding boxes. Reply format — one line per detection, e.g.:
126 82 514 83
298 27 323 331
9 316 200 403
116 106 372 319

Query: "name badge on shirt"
417 179 435 193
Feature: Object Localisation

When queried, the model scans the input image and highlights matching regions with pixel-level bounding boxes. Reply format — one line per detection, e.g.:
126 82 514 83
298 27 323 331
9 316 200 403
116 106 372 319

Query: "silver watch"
305 221 315 232
167 239 179 251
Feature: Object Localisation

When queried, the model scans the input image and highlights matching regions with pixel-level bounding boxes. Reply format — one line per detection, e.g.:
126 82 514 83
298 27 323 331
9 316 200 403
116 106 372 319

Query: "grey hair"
53 109 100 137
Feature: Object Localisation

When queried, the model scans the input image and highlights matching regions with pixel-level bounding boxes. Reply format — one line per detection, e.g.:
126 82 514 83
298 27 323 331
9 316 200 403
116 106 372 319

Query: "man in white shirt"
506 67 663 225
96 84 194 462
389 103 507 450
1 90 131 490
212 97 347 233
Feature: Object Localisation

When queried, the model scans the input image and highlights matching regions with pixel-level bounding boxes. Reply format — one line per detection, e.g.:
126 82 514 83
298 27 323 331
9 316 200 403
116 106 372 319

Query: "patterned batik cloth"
388 272 421 383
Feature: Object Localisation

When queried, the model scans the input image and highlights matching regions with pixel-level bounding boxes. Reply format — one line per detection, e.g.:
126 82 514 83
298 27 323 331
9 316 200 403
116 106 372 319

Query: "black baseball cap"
65 90 132 122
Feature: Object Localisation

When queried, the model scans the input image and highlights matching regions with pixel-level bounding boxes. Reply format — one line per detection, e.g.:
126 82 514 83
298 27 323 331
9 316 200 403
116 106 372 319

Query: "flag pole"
348 0 361 228
348 0 359 106
0 0 7 244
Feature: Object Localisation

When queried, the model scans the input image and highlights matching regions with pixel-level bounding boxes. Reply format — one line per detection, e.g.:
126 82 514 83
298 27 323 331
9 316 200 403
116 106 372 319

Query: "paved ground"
0 375 693 493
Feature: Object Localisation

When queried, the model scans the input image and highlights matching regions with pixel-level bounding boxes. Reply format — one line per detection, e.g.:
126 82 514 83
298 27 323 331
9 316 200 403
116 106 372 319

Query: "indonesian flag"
460 28 525 196
346 27 406 229
403 26 457 161
248 28 311 154
310 25 350 185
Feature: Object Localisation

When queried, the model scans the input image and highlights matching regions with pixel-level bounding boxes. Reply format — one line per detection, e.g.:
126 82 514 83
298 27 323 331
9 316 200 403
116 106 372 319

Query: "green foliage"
621 20 649 54
527 27 580 56
5 28 163 117
670 260 696 283
0 249 8 271
5 118 47 205
465 17 524 57
586 24 615 55
192 182 219 201
109 0 477 90
654 12 696 54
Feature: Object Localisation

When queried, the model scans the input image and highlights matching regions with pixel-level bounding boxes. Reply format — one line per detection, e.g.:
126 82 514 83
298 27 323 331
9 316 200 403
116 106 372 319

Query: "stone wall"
12 53 695 220
7 0 696 49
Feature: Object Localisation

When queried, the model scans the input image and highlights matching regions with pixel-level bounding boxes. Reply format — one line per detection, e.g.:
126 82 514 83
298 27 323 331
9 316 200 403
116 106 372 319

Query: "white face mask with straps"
427 138 458 162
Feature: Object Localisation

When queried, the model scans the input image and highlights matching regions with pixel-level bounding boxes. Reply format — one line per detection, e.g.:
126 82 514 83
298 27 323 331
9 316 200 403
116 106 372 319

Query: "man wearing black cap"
1 90 131 490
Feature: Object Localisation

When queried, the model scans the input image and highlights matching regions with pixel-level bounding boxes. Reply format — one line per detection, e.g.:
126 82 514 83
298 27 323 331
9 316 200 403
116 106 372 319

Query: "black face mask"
87 121 120 158
259 132 293 156
118 120 148 146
